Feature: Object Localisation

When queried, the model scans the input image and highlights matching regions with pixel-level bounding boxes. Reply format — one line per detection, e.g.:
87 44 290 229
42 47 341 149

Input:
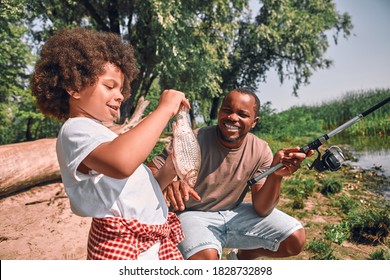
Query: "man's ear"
66 89 81 99
251 116 259 129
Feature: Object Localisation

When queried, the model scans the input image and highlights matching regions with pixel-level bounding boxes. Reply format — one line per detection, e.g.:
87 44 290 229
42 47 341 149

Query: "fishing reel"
308 146 346 172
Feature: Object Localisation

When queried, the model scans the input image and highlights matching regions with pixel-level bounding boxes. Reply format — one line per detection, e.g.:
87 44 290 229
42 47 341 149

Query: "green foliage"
282 175 317 210
307 238 338 260
256 89 390 149
283 177 317 198
330 194 360 215
256 103 325 143
290 89 390 137
24 0 249 123
21 0 353 125
145 140 166 164
153 0 242 96
369 249 390 260
345 203 389 245
324 223 350 245
251 0 353 96
325 201 389 246
0 103 18 144
0 0 48 144
319 177 343 195
0 1 373 144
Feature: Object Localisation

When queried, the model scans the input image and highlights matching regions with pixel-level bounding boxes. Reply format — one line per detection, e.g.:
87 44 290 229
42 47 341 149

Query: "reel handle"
299 135 329 154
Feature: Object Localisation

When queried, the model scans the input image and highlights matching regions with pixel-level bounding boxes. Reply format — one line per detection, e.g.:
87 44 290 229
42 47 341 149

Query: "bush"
307 238 338 260
319 177 343 195
346 204 389 245
324 223 350 245
369 249 390 260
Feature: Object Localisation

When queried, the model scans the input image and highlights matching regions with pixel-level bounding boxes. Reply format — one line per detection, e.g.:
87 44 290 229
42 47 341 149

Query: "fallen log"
0 138 60 197
0 97 150 197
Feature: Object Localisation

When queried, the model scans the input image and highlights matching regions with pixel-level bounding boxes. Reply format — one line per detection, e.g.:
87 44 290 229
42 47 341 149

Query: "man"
148 88 312 260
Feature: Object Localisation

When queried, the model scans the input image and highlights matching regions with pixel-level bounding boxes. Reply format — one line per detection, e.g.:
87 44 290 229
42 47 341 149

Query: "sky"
251 0 390 112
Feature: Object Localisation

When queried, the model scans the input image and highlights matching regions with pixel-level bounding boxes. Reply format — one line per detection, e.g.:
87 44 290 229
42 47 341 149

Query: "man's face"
217 90 259 148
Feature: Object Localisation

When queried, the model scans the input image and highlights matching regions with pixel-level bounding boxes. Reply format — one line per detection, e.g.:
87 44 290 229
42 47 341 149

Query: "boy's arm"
82 90 189 179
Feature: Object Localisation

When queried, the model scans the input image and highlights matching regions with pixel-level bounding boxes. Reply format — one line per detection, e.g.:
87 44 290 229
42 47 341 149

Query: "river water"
333 135 390 199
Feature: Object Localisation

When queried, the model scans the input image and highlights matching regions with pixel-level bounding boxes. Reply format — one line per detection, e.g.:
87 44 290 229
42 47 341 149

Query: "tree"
210 0 353 121
0 0 44 144
24 0 247 123
22 0 352 127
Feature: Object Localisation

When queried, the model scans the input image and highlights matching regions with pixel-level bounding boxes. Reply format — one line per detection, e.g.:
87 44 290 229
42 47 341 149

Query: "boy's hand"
158 89 190 118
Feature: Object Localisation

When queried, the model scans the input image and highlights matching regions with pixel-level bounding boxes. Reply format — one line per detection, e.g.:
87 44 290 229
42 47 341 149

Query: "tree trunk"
0 97 151 197
209 96 221 125
0 138 60 197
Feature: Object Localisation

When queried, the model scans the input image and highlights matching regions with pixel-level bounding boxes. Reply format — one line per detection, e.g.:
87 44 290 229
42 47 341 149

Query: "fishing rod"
247 96 390 187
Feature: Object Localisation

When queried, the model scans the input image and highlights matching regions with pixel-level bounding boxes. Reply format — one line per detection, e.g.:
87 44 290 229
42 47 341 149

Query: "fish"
172 106 201 188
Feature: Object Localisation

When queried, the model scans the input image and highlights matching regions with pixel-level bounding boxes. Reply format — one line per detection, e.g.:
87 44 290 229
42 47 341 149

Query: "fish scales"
172 106 201 187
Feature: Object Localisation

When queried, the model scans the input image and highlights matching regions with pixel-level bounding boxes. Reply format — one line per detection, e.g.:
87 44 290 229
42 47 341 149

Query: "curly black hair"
31 27 139 120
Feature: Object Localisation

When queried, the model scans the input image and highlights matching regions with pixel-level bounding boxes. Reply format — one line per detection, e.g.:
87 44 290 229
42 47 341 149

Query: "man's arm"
251 147 309 217
151 153 177 191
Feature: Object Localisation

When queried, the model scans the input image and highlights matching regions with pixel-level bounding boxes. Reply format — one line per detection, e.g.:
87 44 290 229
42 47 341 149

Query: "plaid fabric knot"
87 212 184 260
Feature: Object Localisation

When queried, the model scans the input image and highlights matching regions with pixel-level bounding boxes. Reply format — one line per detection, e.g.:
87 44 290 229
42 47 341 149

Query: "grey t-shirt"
153 126 273 212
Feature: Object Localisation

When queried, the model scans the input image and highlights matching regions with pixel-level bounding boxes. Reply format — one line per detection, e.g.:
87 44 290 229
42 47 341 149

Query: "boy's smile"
68 63 125 123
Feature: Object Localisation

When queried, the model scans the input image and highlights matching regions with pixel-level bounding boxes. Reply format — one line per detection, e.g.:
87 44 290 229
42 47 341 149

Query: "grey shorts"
177 203 303 259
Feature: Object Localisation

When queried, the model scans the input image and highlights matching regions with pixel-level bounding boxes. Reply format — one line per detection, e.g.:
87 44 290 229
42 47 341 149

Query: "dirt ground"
0 178 387 260
0 182 90 260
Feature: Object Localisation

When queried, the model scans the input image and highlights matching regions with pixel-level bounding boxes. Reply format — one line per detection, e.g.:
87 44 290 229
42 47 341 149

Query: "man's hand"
273 147 314 177
164 179 201 211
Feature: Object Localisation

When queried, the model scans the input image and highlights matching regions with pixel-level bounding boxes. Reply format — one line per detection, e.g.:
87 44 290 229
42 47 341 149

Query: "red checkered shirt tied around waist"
87 212 184 260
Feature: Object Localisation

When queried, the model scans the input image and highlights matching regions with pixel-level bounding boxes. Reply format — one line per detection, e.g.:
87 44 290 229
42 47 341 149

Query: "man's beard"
217 126 244 143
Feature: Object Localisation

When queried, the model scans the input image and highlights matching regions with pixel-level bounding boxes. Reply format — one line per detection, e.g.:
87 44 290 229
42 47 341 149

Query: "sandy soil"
0 182 90 260
1 176 387 260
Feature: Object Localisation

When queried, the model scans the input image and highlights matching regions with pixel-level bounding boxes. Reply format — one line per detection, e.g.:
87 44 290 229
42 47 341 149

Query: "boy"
31 27 189 260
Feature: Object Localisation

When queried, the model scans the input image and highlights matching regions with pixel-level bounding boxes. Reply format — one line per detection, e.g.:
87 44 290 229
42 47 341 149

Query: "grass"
227 163 390 260
369 249 390 260
283 166 389 260
307 238 338 260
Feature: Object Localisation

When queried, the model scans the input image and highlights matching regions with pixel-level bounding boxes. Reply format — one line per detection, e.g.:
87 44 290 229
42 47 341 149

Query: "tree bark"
0 97 151 197
0 138 60 197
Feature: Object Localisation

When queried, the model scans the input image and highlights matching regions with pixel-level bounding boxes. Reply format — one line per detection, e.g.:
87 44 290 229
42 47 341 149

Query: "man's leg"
188 249 219 260
224 204 305 260
236 228 306 260
177 211 226 260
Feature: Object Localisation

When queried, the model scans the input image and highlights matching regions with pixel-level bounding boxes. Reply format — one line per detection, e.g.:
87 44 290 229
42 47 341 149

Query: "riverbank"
234 162 390 260
0 162 389 260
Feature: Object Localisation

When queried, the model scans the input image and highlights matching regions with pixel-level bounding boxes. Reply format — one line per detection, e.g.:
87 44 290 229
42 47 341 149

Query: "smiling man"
149 88 311 260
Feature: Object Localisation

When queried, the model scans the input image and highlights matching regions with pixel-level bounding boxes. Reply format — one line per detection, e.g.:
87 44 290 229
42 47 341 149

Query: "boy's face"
68 63 124 123
217 90 259 148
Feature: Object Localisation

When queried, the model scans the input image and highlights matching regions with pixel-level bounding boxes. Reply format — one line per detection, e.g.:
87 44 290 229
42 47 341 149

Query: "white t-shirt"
56 117 167 259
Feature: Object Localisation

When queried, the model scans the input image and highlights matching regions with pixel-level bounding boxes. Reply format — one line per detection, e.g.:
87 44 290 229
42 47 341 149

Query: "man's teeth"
225 123 239 130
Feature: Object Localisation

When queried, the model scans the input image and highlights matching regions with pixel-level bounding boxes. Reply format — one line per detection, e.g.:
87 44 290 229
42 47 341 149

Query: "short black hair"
225 88 261 116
